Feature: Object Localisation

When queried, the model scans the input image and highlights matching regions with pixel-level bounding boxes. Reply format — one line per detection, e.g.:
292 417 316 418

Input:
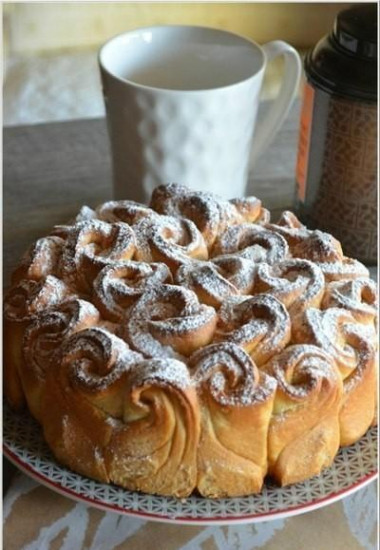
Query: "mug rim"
98 24 266 93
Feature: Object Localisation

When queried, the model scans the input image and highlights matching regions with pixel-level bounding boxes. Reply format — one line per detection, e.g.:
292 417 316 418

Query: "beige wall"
4 3 352 55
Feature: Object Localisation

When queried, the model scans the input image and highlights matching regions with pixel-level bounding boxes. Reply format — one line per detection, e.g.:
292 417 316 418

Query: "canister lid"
333 4 377 59
305 4 377 101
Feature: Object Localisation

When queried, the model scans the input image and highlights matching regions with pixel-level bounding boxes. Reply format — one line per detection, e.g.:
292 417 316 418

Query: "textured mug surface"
99 26 301 201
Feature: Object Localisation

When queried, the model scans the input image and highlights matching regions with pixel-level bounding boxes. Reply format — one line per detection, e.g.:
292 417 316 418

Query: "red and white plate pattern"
3 404 378 525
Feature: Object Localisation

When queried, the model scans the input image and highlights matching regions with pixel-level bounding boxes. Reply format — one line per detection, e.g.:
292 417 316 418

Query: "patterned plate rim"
3 405 378 525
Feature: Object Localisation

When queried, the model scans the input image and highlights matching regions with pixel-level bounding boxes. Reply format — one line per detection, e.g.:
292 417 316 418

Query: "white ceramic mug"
99 25 301 202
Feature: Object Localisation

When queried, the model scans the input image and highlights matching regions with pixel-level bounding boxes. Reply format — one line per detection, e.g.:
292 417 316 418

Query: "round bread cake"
4 183 378 498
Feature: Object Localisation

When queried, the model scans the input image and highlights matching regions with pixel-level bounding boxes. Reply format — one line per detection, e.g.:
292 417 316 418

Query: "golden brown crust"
4 319 28 410
266 214 369 282
96 199 159 225
215 294 291 366
254 259 325 322
292 307 378 446
21 299 101 422
11 236 65 285
150 183 233 247
3 276 74 410
336 327 377 446
175 255 256 309
124 284 217 358
261 345 343 486
4 184 378 498
321 278 377 326
92 260 172 322
134 215 208 273
211 224 289 263
229 196 268 223
105 357 200 497
42 327 143 482
61 220 136 292
190 343 276 497
150 184 269 248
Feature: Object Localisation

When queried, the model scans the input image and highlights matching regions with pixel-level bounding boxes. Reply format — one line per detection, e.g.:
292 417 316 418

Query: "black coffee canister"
295 4 377 264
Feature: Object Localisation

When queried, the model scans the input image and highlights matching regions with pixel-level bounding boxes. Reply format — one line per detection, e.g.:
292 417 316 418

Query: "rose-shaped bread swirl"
265 210 322 254
215 294 291 366
93 261 172 322
150 183 268 247
96 200 160 225
105 358 200 497
42 327 143 483
254 259 325 321
322 278 377 327
321 278 378 355
322 278 378 418
266 212 340 260
339 325 378 435
22 299 100 422
289 229 344 263
150 183 223 247
314 257 369 282
190 342 276 497
125 284 217 358
175 261 239 308
212 254 257 294
134 215 208 274
265 210 306 246
283 227 369 282
4 276 73 410
175 255 256 309
229 196 270 224
293 307 377 445
11 236 65 284
266 216 369 281
61 220 136 293
260 345 343 486
211 224 289 264
50 205 98 240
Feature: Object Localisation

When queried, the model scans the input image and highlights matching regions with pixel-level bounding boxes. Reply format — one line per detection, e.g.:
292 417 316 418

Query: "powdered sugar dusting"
126 284 217 359
265 344 340 401
293 307 368 379
96 200 159 225
93 260 172 322
133 214 208 272
212 254 256 294
211 224 289 264
316 258 370 282
4 275 72 321
5 183 378 496
74 205 97 223
27 297 99 337
150 183 230 246
215 294 291 366
128 358 192 391
191 342 277 406
322 278 377 324
60 220 136 291
341 326 375 393
63 326 143 391
176 260 239 307
255 259 325 316
11 236 65 284
23 298 101 377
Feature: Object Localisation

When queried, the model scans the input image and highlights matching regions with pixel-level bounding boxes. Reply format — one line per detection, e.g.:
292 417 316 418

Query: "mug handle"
250 40 302 164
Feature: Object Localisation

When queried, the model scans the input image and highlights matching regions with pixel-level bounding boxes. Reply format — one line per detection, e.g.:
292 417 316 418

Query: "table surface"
3 103 377 550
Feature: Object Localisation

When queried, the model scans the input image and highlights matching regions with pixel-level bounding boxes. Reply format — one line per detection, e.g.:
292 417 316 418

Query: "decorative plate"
3 403 377 525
